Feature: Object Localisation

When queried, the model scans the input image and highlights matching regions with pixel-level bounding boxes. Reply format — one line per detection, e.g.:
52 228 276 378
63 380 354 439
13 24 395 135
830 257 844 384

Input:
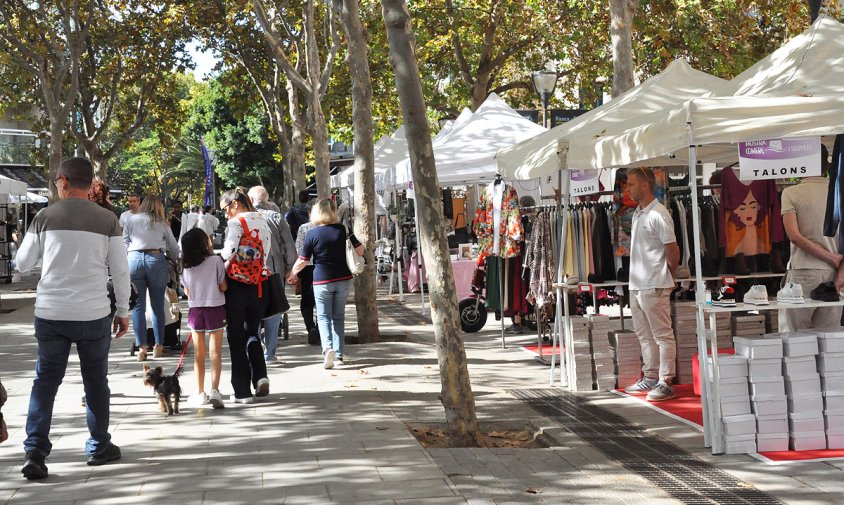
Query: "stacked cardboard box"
776 332 826 451
808 328 844 449
710 354 756 454
588 315 615 390
568 316 595 391
730 314 766 348
764 312 780 334
610 329 641 389
734 335 787 452
671 302 729 384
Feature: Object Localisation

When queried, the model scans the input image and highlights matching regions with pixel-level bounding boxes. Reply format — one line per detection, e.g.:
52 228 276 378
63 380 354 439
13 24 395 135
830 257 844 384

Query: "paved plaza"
1 275 843 504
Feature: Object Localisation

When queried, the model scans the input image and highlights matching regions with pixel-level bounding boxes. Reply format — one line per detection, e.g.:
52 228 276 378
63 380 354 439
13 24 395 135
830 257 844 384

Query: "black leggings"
298 265 316 332
225 279 269 399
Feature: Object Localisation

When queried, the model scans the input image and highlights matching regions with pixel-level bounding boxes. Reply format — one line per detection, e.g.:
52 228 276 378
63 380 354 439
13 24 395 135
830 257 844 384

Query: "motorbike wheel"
458 298 488 333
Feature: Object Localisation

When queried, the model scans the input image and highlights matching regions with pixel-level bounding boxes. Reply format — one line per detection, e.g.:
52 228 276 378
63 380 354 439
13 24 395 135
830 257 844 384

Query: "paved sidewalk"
0 278 842 504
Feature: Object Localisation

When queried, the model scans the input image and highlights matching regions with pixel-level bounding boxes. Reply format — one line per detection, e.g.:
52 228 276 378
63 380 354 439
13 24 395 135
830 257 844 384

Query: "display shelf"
701 299 844 313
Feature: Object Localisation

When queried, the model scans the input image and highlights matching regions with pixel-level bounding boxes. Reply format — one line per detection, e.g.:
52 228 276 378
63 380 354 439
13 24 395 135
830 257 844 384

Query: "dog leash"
174 333 193 374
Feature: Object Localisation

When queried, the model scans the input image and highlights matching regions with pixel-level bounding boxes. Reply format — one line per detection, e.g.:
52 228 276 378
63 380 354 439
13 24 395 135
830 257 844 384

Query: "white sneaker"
624 377 658 393
744 285 769 306
255 378 270 397
777 283 805 304
231 395 254 404
323 349 336 369
265 355 278 364
188 392 209 406
208 389 225 409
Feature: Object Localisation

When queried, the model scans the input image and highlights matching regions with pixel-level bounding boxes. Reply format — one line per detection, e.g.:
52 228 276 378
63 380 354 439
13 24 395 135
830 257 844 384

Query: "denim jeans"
25 315 113 458
313 279 352 358
261 313 282 360
128 251 169 346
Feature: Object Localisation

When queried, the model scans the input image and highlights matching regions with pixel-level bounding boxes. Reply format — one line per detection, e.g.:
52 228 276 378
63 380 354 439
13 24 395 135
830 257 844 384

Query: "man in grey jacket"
249 186 296 363
16 157 130 479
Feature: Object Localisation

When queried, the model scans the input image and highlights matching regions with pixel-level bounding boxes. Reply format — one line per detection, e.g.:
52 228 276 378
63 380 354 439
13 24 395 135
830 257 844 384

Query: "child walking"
181 228 227 409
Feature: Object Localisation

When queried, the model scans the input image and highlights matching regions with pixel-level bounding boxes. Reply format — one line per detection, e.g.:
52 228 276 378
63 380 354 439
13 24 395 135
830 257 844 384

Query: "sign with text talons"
569 169 601 197
738 137 821 181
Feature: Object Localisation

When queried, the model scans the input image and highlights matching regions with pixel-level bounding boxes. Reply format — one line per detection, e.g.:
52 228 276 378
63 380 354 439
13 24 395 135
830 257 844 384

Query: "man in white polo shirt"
623 167 680 402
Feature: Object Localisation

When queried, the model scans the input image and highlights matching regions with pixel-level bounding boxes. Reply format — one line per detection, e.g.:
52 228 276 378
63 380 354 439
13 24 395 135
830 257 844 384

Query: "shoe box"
671 302 730 384
568 316 594 391
588 315 616 391
609 329 642 389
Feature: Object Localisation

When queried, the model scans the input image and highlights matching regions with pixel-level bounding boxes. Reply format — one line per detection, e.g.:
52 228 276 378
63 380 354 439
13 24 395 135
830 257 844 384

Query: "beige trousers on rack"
630 288 677 383
779 269 842 332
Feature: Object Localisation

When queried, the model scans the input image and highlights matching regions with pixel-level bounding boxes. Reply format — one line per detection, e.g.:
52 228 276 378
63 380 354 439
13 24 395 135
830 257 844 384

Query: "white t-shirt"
119 210 136 228
629 199 676 291
781 177 837 271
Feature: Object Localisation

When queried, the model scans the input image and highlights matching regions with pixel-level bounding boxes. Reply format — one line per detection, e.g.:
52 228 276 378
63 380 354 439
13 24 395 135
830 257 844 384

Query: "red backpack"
227 217 268 296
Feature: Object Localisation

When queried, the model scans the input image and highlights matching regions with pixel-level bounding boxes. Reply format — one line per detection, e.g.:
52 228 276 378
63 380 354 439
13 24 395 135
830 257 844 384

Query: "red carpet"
521 344 561 357
615 385 844 463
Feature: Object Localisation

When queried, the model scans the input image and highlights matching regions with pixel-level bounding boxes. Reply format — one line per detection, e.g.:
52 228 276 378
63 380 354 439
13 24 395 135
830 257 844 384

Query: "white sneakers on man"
744 285 769 306
777 283 805 304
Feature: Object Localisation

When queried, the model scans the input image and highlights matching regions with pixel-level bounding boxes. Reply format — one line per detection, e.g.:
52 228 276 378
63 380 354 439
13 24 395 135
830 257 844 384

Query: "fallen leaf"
526 488 541 494
376 426 389 431
330 374 337 377
423 365 432 369
488 430 508 438
344 384 358 388
358 369 369 375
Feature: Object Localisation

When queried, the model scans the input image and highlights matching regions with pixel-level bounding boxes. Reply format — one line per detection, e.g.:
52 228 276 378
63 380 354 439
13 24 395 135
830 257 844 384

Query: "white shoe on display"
776 283 805 304
744 285 769 306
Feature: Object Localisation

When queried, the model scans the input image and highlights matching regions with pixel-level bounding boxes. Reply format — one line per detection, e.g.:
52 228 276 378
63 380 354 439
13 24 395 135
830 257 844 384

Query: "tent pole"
551 168 570 387
688 138 720 454
413 195 425 314
395 190 404 302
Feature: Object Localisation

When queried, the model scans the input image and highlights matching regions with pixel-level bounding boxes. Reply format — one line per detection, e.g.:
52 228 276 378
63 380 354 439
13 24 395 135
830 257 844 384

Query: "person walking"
15 157 130 479
622 167 680 402
249 186 296 363
295 220 319 344
219 187 272 403
1 379 8 444
287 199 363 369
180 228 227 409
285 190 311 244
169 200 184 239
119 193 140 228
782 145 843 330
123 195 180 361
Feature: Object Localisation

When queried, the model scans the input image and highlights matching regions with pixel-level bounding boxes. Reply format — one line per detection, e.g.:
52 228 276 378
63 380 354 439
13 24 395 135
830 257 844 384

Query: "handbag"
264 272 290 318
346 238 365 275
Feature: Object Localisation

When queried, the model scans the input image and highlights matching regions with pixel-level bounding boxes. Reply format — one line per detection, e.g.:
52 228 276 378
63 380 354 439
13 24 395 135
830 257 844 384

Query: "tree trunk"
287 80 308 194
337 0 380 343
381 0 482 447
609 0 638 97
48 118 65 201
808 0 822 22
470 74 491 110
304 0 331 199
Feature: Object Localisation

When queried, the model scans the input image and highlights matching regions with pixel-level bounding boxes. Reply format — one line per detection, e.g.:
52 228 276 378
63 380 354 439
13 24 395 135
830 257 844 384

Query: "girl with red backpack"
219 187 273 404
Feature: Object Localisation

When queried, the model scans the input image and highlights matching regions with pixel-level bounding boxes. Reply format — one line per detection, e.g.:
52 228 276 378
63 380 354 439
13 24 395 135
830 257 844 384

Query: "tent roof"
388 94 545 189
0 174 27 196
567 16 844 170
496 58 728 179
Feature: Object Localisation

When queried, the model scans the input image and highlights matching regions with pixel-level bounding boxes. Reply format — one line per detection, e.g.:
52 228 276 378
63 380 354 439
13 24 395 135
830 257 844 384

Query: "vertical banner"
738 137 821 180
200 135 213 208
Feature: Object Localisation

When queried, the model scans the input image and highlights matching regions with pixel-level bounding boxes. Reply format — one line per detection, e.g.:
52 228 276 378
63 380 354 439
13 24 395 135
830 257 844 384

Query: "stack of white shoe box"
610 329 641 389
671 302 730 384
588 315 615 390
569 316 595 391
735 335 788 452
779 332 826 451
810 328 844 449
710 354 756 454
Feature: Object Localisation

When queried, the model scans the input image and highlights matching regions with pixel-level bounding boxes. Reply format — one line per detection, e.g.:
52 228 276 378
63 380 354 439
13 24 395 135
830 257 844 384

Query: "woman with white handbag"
287 199 364 369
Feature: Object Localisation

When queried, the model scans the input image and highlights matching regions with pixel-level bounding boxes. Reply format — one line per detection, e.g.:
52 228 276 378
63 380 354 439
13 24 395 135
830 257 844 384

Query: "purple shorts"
188 306 227 332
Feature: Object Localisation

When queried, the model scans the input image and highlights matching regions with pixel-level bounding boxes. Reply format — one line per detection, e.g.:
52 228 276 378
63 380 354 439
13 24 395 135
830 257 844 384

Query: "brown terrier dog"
142 364 183 416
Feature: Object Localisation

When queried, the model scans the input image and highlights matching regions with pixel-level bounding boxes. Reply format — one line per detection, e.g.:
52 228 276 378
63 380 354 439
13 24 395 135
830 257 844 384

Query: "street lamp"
532 70 558 128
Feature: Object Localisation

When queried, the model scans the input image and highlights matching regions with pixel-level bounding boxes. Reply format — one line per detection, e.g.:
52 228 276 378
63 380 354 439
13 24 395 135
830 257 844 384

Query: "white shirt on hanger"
489 181 505 256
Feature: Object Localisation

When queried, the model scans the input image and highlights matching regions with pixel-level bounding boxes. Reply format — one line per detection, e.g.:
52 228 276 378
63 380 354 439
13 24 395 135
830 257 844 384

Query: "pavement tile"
326 478 456 501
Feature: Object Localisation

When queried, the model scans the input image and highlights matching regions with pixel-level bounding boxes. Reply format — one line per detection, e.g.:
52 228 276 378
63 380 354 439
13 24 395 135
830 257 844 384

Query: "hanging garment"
719 167 784 257
474 183 523 264
528 211 556 309
403 251 427 293
503 256 529 317
485 256 502 310
824 134 844 252
613 170 639 257
564 211 575 278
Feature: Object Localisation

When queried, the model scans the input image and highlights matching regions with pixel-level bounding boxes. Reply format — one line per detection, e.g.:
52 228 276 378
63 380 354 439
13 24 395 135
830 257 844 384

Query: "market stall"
552 16 844 456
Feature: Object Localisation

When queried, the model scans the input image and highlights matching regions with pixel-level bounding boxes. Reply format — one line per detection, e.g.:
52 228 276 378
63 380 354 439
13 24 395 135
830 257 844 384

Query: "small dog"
142 364 183 416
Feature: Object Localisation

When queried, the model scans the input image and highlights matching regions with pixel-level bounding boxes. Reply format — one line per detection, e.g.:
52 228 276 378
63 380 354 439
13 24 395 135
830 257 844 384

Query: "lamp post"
532 70 558 128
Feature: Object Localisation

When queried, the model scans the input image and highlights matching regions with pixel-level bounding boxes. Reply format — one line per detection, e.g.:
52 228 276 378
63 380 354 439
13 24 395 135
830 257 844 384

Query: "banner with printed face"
738 137 821 180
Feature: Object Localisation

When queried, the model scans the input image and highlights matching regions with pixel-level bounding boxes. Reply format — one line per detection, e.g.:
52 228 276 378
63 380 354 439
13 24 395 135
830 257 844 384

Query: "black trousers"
225 279 269 399
298 265 317 332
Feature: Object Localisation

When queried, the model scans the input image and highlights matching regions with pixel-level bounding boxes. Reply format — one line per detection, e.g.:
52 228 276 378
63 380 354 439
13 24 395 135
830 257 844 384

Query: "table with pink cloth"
403 256 477 300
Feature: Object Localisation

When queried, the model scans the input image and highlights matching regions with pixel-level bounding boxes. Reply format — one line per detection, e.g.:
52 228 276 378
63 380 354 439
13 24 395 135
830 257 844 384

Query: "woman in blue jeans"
123 195 180 361
287 199 363 369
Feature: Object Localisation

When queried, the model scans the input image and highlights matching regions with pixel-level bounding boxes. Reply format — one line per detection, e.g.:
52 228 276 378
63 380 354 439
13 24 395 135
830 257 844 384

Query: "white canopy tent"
387 94 546 190
548 16 844 456
0 175 27 197
495 58 729 179
567 16 844 170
